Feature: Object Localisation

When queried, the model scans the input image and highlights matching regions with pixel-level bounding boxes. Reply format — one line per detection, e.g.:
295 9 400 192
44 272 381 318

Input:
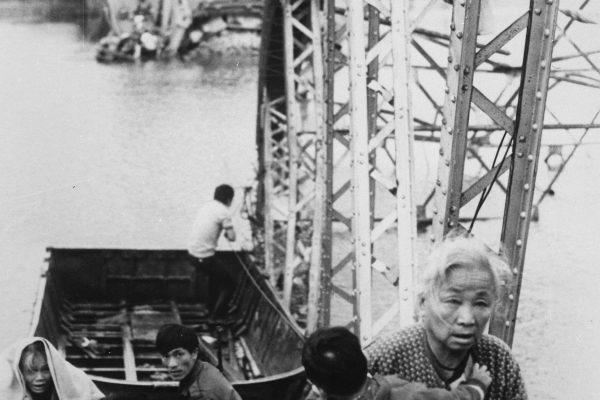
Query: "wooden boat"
30 248 306 400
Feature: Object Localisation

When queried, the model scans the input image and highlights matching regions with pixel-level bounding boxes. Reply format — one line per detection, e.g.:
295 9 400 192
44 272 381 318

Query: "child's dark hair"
301 327 367 396
214 184 234 205
155 324 199 355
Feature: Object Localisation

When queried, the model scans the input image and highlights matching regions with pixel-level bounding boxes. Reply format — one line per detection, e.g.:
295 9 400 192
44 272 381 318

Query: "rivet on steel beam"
524 184 530 191
450 206 457 213
441 189 447 195
456 32 463 39
430 235 436 242
532 123 538 130
451 96 457 103
450 22 456 31
513 268 518 274
516 239 523 246
445 86 450 94
519 135 526 142
453 64 460 71
448 221 455 227
544 29 550 37
464 66 470 75
439 219 444 225
505 321 511 327
534 8 541 15
517 152 524 158
436 179 441 186
445 159 450 166
461 84 469 91
509 294 515 301
520 212 526 218
541 60 547 69
439 148 444 156
448 56 453 63
536 91 542 100
442 118 447 125
528 154 534 161
459 0 465 5
433 208 438 215
447 128 453 135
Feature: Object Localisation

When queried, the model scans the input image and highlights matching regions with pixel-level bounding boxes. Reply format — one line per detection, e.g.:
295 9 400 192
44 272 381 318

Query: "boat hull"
31 248 306 400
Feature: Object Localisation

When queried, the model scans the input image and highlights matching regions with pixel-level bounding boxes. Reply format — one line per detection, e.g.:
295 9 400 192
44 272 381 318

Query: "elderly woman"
365 236 527 400
0 337 104 400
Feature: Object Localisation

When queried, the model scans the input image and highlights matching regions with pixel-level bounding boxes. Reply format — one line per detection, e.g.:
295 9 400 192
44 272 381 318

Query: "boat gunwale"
86 366 306 387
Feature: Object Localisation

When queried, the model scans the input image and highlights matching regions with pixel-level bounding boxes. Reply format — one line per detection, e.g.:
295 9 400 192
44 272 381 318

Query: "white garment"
0 337 104 400
188 200 233 259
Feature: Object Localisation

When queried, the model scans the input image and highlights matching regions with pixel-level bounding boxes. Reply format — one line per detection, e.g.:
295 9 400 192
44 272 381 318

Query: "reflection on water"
1 2 600 399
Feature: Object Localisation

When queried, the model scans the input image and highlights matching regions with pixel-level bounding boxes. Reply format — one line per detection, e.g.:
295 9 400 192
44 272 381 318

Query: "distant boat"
96 0 263 62
30 248 306 400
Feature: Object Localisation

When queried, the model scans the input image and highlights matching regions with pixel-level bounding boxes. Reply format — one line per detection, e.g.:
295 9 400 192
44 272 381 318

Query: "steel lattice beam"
255 0 595 348
433 0 560 346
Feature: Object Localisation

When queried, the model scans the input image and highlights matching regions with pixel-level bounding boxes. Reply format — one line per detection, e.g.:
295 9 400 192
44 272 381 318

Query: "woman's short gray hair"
418 235 510 301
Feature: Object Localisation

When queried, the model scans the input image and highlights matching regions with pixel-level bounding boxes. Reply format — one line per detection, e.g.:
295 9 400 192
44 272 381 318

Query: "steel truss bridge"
248 0 600 347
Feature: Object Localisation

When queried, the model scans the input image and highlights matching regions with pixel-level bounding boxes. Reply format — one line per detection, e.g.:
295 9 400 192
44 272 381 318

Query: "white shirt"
188 200 233 259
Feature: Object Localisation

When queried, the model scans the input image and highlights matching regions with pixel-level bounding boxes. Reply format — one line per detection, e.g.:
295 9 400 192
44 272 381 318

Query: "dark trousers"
193 255 236 318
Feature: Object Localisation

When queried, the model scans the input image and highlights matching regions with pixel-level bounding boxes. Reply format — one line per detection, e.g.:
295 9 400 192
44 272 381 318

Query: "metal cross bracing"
256 0 329 319
255 0 599 347
257 0 420 344
431 0 561 346
403 0 600 224
321 0 419 344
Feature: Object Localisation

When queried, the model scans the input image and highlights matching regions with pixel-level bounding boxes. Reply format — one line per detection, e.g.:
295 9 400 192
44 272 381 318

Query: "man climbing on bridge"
188 184 237 319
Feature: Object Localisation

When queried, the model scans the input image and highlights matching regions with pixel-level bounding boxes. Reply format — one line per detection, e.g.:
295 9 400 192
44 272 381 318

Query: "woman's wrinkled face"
21 352 52 394
422 265 495 357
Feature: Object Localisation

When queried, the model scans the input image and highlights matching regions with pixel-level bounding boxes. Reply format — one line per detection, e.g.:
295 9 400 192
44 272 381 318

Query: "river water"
1 1 600 399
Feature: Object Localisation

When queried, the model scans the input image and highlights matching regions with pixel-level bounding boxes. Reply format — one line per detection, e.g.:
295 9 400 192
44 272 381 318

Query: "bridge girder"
256 0 573 346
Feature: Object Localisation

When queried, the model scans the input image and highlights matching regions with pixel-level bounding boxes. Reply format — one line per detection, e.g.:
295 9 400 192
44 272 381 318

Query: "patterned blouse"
365 325 527 400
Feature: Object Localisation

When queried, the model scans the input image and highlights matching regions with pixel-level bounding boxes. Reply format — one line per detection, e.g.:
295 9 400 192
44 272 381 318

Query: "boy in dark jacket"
302 327 490 400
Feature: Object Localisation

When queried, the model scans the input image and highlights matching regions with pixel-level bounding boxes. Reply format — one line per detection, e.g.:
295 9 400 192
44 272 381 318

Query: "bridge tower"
256 0 564 346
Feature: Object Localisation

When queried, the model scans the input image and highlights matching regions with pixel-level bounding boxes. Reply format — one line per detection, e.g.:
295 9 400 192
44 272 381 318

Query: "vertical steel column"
346 0 372 342
492 0 560 346
306 0 328 333
317 0 336 328
281 0 301 309
262 93 276 284
433 0 481 241
390 0 417 327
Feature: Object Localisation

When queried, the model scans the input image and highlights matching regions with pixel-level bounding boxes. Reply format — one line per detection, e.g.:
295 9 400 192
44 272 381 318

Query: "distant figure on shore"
302 326 491 400
188 184 237 319
0 337 104 400
366 235 527 400
155 324 241 400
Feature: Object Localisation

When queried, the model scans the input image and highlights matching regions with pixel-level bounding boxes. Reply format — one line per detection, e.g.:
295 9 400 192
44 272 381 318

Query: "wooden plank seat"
61 298 250 382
